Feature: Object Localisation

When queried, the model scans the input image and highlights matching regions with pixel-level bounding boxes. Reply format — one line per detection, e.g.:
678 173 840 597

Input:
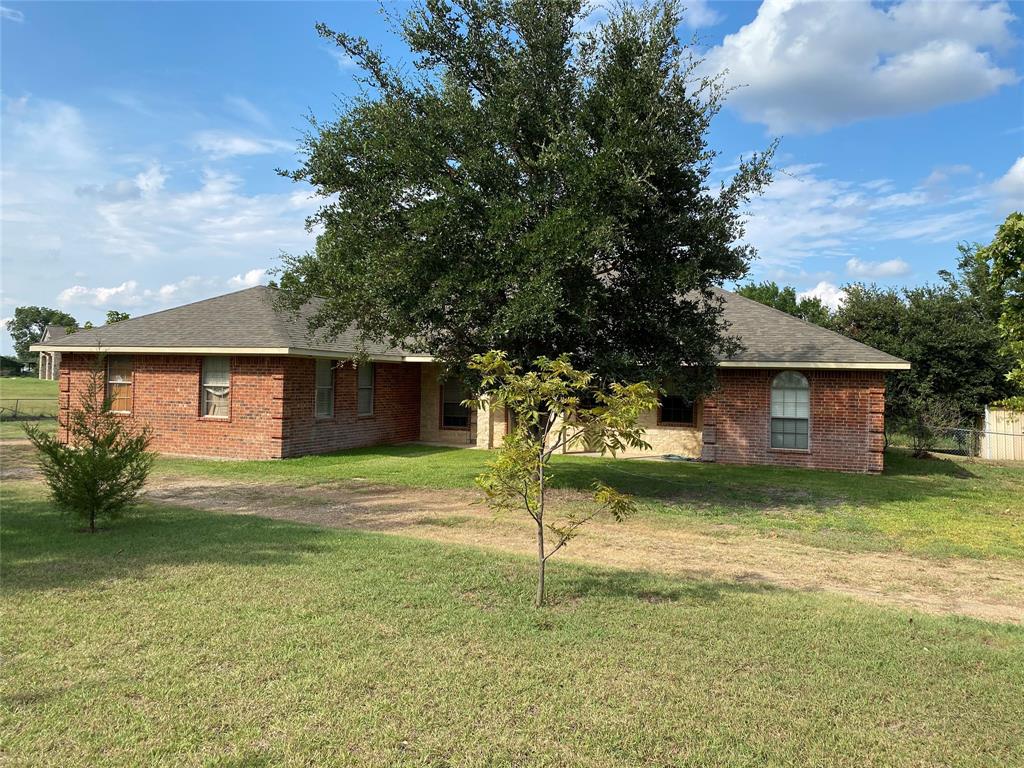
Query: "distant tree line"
4 309 130 365
737 213 1023 426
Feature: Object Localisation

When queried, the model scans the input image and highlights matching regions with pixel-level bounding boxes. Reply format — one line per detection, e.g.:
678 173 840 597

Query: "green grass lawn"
0 419 56 440
2 479 1021 767
0 376 58 408
0 378 58 437
159 444 1024 561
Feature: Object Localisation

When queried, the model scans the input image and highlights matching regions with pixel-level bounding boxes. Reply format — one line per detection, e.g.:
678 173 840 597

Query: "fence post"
12 399 18 419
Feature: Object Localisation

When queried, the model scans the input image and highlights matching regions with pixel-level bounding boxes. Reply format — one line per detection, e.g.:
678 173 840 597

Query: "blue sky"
1 0 1022 353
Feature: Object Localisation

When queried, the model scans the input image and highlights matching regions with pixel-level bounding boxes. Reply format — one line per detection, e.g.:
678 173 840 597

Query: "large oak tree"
279 0 774 388
5 307 78 362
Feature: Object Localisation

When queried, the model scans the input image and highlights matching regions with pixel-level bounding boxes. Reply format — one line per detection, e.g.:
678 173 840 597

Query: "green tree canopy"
279 0 774 389
974 212 1024 409
105 311 131 325
470 350 656 605
5 306 78 361
25 359 154 533
734 281 832 326
831 264 1014 422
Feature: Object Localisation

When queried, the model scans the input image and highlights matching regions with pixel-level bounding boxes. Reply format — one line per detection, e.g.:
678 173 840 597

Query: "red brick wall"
59 353 285 459
57 353 883 471
701 369 886 473
280 359 421 457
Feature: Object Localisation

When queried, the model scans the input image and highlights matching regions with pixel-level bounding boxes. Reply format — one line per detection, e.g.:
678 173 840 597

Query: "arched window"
770 371 809 449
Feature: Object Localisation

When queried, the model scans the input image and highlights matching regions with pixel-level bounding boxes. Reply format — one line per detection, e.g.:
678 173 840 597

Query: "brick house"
32 286 909 472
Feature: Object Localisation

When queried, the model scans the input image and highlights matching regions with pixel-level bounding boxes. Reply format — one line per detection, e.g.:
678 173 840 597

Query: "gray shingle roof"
32 284 909 369
30 286 416 359
714 288 908 368
40 324 69 342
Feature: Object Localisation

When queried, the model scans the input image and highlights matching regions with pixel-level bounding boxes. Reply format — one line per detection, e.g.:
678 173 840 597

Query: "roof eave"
31 344 910 370
718 360 911 371
28 344 432 363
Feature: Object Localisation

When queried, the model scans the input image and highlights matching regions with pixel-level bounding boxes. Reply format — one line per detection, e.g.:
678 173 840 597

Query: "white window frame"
315 359 335 418
106 355 133 414
770 371 810 450
201 356 231 419
357 363 374 416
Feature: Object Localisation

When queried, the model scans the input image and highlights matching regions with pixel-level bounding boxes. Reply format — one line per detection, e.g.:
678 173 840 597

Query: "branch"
542 511 599 562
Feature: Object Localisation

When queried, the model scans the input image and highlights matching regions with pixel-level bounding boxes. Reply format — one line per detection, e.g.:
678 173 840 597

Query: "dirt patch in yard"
0 439 39 481
144 477 1024 624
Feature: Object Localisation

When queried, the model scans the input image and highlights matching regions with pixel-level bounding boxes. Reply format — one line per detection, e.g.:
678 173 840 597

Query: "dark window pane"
660 395 694 425
442 380 471 428
442 403 470 427
357 364 374 415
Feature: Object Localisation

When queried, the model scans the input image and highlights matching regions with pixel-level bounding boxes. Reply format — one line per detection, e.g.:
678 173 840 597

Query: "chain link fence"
0 398 58 421
890 425 1023 461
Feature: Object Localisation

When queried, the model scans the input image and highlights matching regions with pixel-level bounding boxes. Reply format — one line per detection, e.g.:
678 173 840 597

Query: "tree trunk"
536 441 547 607
536 520 546 607
89 508 96 533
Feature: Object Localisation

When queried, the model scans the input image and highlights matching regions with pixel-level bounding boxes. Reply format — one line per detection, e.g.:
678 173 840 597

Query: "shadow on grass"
0 485 331 593
3 482 780 613
883 449 979 479
545 447 994 513
552 567 777 607
150 440 1007 516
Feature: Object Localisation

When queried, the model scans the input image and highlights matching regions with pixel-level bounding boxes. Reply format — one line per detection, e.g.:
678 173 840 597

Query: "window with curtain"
441 380 470 428
315 359 335 418
357 363 374 416
106 356 133 413
770 371 809 449
201 356 230 418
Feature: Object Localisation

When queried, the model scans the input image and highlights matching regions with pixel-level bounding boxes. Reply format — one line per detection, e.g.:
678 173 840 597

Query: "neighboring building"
980 407 1024 461
37 325 70 380
31 286 909 472
1 355 29 377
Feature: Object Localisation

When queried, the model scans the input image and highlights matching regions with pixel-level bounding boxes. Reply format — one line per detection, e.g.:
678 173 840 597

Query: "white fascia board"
30 345 438 364
717 360 910 371
29 345 292 355
30 345 906 370
286 348 435 363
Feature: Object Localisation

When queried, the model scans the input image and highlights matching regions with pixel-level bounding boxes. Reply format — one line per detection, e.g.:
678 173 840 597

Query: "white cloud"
102 90 159 119
192 130 293 159
75 163 167 202
55 273 269 312
224 95 271 128
153 276 204 302
5 97 92 167
923 164 975 188
993 156 1024 206
577 0 720 36
741 161 1002 273
798 281 847 310
1 97 318 335
846 257 912 278
685 0 723 28
227 268 268 289
1 5 24 22
326 47 358 70
58 281 144 307
703 0 1019 133
134 164 168 195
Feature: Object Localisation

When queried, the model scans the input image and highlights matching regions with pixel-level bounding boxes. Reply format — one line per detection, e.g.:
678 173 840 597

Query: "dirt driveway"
143 475 1024 624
